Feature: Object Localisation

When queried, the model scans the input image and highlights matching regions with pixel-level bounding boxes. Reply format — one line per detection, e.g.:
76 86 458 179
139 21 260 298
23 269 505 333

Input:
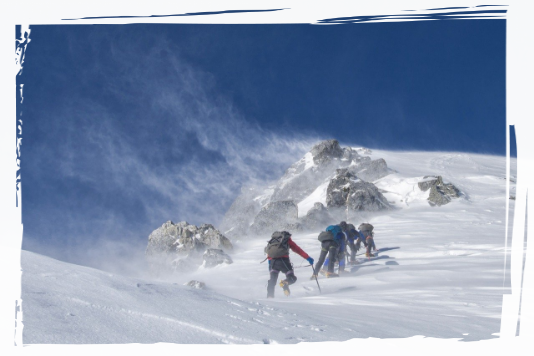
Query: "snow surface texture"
21 149 515 344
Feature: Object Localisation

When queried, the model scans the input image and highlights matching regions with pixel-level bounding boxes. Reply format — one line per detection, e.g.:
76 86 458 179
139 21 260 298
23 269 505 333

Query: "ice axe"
310 264 322 294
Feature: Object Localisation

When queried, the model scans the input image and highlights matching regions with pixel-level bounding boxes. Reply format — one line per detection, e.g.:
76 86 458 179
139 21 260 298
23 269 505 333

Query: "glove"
306 257 314 265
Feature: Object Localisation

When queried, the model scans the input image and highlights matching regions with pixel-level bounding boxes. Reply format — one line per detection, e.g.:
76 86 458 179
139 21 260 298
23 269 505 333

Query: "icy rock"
355 147 373 155
342 147 355 160
310 139 344 165
326 169 391 211
350 158 391 182
418 176 461 207
185 280 206 289
270 140 350 204
146 221 233 276
283 222 304 232
196 224 234 251
203 248 233 268
220 140 392 237
250 200 298 235
299 202 335 230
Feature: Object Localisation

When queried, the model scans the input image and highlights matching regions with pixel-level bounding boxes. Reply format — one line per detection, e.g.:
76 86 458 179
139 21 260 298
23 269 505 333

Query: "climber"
358 223 378 257
344 223 360 265
264 231 314 298
311 224 346 278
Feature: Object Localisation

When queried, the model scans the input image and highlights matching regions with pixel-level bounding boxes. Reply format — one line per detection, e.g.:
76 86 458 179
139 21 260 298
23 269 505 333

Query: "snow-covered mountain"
221 140 464 238
21 148 515 343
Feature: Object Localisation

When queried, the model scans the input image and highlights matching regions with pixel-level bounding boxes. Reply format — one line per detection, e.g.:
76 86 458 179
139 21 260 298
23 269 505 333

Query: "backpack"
264 231 291 258
326 225 342 241
358 223 374 238
318 230 334 242
346 223 358 239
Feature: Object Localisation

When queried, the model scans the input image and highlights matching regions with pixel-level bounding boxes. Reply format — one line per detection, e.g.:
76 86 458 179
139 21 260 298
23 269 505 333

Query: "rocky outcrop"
250 200 299 235
202 248 233 268
326 169 391 211
350 158 390 182
185 280 206 289
271 141 347 204
418 176 461 206
269 141 391 205
146 221 233 276
299 202 335 230
220 139 392 237
310 139 344 165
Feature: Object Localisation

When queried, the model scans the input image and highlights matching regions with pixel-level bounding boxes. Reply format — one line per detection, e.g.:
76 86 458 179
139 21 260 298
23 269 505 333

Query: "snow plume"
22 34 319 273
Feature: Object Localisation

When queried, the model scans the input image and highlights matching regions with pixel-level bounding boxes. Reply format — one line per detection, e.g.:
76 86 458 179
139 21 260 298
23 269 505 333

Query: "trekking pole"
294 265 312 269
310 264 322 294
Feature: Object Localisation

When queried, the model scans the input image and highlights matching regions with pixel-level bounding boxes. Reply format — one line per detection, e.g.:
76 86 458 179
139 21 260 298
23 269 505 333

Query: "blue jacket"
334 231 346 252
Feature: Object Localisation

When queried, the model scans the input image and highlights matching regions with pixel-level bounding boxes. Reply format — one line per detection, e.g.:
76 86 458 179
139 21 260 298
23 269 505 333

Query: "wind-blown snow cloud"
23 35 320 273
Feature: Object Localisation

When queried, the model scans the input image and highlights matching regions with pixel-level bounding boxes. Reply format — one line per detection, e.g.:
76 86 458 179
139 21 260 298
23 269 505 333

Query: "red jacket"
268 237 309 260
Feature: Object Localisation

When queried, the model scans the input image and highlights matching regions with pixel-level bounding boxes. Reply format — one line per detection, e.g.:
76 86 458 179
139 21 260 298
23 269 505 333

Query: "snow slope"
21 150 515 344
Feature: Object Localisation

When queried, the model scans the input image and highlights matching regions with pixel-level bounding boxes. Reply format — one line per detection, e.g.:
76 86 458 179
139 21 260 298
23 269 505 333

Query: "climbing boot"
279 280 290 296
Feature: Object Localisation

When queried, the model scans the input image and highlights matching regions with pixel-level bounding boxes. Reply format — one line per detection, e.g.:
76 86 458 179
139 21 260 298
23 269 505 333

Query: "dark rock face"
299 202 335 230
326 169 391 211
348 181 391 211
146 221 233 276
418 176 461 206
250 200 298 235
310 139 344 165
203 248 233 268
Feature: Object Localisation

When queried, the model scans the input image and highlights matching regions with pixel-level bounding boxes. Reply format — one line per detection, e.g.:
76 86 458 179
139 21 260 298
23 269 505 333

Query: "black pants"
347 239 357 261
366 237 376 254
314 240 338 273
267 257 296 297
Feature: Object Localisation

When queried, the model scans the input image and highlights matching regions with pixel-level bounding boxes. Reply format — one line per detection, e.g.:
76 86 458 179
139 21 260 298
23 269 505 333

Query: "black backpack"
264 231 291 258
318 230 334 242
359 223 374 238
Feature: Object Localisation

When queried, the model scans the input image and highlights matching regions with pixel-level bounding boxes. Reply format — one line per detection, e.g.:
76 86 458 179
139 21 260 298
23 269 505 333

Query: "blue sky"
20 20 506 271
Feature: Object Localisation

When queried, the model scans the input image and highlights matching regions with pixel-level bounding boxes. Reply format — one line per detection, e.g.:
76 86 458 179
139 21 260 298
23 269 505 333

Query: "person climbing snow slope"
344 223 360 265
265 231 314 298
312 224 345 278
358 223 378 258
